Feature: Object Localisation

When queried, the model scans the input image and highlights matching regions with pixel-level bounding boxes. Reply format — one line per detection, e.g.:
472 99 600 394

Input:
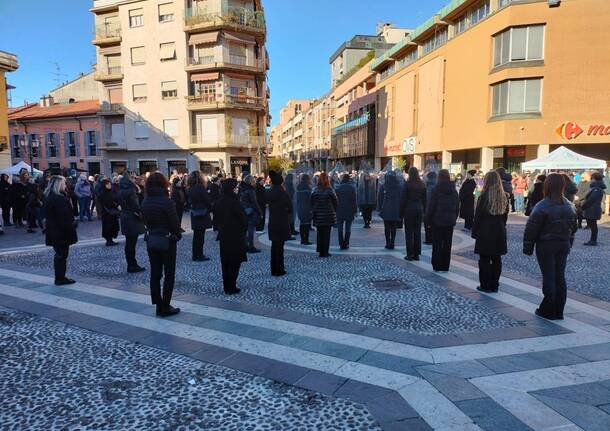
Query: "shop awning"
225 72 254 81
190 72 219 82
521 146 607 170
224 31 256 45
188 31 219 45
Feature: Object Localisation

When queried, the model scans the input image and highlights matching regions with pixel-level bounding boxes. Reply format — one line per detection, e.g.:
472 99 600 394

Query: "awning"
190 72 219 82
189 31 219 46
521 146 607 170
100 45 121 55
225 72 254 81
224 31 256 45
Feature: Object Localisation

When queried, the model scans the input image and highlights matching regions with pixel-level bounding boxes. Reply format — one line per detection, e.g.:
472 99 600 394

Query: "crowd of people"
4 161 606 322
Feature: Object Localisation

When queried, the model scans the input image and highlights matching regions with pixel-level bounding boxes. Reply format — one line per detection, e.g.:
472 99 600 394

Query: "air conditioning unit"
549 0 561 7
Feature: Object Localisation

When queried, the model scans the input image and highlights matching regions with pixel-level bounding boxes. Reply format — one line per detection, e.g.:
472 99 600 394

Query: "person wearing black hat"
265 171 292 276
459 170 477 231
214 177 248 294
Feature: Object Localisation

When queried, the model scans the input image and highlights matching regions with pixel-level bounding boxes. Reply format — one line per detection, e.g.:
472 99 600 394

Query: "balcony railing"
190 134 267 148
186 55 265 71
184 7 265 33
94 66 123 81
98 103 124 115
187 92 266 110
93 23 122 44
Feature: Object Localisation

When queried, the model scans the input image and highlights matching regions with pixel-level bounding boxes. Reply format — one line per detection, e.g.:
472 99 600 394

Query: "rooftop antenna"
50 61 68 87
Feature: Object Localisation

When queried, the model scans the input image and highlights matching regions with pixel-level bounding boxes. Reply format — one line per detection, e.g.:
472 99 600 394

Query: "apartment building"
372 0 610 173
0 50 18 169
91 0 269 177
278 99 312 161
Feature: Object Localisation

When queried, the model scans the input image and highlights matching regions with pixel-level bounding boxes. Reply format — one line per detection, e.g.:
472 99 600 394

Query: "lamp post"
18 134 40 176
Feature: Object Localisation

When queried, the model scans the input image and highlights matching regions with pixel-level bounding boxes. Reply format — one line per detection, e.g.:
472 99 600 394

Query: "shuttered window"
132 84 147 102
131 46 145 65
159 42 176 61
161 81 178 99
158 3 174 22
129 8 144 27
163 119 179 137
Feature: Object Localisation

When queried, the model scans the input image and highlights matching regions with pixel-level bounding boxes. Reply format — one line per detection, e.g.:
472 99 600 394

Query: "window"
159 42 176 61
229 44 247 65
132 83 147 102
11 135 20 158
158 3 174 22
47 133 57 158
194 45 215 64
87 131 97 156
66 132 77 157
131 46 146 65
397 49 418 69
110 123 125 144
29 134 39 158
108 87 122 104
493 25 545 67
129 8 144 27
492 78 542 117
455 13 468 34
422 28 448 54
49 162 60 170
201 118 218 145
195 82 216 100
469 0 490 26
110 161 128 174
163 119 179 137
106 55 121 74
134 121 149 139
70 162 78 170
88 162 101 175
161 81 178 99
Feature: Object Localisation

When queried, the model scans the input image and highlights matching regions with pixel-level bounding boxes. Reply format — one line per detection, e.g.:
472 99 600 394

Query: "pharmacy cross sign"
556 122 610 140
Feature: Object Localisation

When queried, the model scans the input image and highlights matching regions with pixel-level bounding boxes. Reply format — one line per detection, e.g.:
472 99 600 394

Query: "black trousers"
383 221 398 248
316 226 332 256
586 219 598 243
147 242 177 310
13 202 25 225
404 210 422 257
192 229 206 258
431 225 453 271
424 224 432 244
2 203 11 225
271 240 285 274
125 235 139 268
478 255 502 291
535 241 570 319
337 220 352 246
221 261 241 292
361 207 373 226
71 196 79 217
299 224 311 244
464 215 474 230
176 204 184 227
53 245 70 281
257 206 266 231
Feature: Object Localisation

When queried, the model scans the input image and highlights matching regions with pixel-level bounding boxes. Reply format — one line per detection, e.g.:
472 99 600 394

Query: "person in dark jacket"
523 173 577 320
100 179 120 246
170 174 186 227
580 172 606 246
43 176 78 285
399 167 427 261
425 169 460 272
335 174 358 250
496 167 514 212
575 172 590 228
0 174 12 226
255 176 267 232
311 172 337 258
358 172 377 228
142 173 183 316
187 171 213 261
25 181 43 233
458 170 477 231
240 175 263 253
284 172 298 236
562 174 578 203
472 171 509 293
424 171 437 244
214 178 248 294
296 173 313 245
118 173 146 273
265 171 292 275
11 170 30 227
525 174 546 216
378 171 401 250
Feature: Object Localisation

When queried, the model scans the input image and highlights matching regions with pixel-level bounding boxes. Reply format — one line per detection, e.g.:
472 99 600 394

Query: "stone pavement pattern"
1 216 610 430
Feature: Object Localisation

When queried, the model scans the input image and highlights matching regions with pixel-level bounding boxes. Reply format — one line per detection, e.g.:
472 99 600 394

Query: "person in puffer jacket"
580 172 606 246
311 172 337 258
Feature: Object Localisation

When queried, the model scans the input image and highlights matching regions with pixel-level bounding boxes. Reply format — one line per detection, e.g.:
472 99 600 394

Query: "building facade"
49 70 100 104
8 98 104 174
91 0 269 177
0 50 18 169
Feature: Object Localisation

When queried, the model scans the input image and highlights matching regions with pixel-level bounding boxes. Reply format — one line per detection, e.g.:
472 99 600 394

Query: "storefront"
167 160 187 175
450 149 481 172
138 160 158 175
110 160 128 175
493 146 526 173
200 160 222 175
230 157 251 177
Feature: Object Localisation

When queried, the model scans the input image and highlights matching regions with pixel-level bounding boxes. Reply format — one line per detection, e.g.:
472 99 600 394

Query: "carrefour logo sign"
556 122 610 140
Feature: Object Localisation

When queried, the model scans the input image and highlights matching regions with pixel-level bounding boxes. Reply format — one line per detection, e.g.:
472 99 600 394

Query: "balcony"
184 7 265 36
98 103 124 116
185 54 265 74
190 134 267 149
92 23 122 46
94 66 123 82
186 92 267 112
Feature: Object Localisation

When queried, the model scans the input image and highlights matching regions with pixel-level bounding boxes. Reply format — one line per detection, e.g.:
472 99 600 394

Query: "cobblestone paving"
0 307 380 431
457 222 610 302
0 232 518 336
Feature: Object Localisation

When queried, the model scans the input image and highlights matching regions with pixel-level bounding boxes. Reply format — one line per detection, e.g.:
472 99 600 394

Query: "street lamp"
18 134 40 176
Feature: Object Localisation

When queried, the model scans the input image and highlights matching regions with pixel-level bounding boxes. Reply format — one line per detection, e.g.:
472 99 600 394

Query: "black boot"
344 232 351 249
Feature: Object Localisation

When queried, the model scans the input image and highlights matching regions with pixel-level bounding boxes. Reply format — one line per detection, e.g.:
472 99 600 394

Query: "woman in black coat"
284 173 297 236
188 171 213 261
335 174 358 250
458 170 477 231
525 174 546 216
311 172 338 258
44 176 78 285
265 171 293 276
240 175 263 254
378 171 401 250
170 175 186 226
399 167 427 261
255 176 267 232
0 173 12 227
118 173 146 273
523 173 577 320
473 171 509 293
100 179 120 246
581 172 606 246
296 174 313 245
425 169 460 272
11 170 30 227
214 178 248 294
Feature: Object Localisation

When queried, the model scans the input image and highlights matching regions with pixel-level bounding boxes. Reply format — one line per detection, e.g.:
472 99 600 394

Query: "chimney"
39 95 54 107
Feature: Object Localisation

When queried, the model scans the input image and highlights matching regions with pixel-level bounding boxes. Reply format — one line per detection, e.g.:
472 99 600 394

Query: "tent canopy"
0 161 43 176
521 146 607 171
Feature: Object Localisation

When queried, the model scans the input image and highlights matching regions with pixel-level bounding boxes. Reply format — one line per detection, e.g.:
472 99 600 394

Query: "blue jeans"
515 194 525 212
78 196 92 221
337 220 352 244
246 222 256 249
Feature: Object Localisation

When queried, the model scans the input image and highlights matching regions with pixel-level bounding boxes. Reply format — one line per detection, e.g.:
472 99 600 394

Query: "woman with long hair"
187 171 213 261
311 172 338 258
399 167 426 261
425 169 460 272
118 172 146 273
141 172 183 317
43 176 78 285
240 174 263 253
473 171 509 293
523 173 577 320
265 171 292 275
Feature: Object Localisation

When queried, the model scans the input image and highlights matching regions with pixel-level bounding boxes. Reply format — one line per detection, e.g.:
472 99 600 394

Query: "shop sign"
402 136 417 155
556 122 610 140
230 158 250 166
506 147 526 157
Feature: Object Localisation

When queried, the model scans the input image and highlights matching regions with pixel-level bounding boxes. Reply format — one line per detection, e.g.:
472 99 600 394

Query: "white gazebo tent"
521 146 607 171
0 161 44 177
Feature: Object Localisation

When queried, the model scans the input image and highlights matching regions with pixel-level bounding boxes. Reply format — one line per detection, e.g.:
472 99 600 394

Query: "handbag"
244 207 254 216
191 208 209 218
145 233 170 252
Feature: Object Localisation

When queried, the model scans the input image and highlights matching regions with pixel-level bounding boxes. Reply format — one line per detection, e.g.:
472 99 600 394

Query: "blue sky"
0 0 448 124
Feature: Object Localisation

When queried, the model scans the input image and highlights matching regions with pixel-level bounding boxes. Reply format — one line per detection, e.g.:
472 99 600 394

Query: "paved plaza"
1 216 610 430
